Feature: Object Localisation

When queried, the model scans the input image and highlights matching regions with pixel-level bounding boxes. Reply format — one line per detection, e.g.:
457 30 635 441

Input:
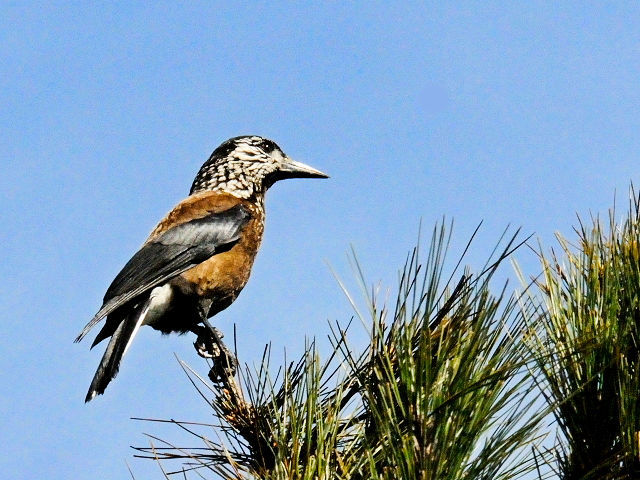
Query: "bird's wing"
75 204 251 343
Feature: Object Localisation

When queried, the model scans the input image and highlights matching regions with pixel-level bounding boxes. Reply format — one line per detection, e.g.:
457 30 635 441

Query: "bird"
75 135 328 402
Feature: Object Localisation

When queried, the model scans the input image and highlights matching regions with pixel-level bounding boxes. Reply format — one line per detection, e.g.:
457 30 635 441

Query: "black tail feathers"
85 300 148 402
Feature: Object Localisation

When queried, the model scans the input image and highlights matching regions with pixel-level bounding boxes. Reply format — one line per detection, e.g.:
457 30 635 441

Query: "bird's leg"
191 300 238 381
193 324 218 358
201 318 238 382
192 299 216 357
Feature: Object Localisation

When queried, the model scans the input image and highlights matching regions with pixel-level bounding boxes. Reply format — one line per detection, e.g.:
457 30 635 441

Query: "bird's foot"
192 325 238 382
194 327 219 359
208 341 238 383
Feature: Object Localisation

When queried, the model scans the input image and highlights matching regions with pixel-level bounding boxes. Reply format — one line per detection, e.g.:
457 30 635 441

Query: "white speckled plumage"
190 136 289 200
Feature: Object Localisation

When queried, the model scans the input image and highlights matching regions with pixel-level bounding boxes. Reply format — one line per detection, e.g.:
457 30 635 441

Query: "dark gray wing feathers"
75 204 250 343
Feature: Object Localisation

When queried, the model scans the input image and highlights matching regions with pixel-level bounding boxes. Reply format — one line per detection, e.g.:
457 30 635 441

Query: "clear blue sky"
2 2 640 478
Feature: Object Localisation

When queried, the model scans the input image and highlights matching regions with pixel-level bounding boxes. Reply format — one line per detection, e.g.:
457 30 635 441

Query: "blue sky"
2 2 640 478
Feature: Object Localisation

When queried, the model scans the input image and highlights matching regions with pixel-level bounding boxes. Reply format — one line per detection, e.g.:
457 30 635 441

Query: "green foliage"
135 223 541 479
132 186 640 480
133 192 640 479
339 225 540 480
521 191 640 479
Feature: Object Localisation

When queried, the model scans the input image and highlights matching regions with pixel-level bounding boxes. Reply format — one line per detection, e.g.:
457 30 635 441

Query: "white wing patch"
122 284 174 356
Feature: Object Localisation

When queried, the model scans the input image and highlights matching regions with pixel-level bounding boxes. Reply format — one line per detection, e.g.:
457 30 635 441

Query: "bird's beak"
279 157 329 179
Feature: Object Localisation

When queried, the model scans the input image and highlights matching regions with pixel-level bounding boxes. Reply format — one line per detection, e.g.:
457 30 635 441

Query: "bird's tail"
85 299 149 402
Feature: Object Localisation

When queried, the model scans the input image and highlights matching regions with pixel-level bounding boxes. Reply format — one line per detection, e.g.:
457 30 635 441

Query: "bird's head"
190 136 328 199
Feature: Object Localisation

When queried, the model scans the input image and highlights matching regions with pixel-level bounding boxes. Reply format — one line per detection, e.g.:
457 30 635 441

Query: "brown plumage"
150 191 265 305
76 136 328 402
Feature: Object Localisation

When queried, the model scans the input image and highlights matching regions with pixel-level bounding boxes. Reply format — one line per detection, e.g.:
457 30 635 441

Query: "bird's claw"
208 347 238 383
192 325 238 382
194 330 219 358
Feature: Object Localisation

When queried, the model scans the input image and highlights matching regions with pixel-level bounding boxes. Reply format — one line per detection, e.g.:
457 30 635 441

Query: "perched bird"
76 135 328 402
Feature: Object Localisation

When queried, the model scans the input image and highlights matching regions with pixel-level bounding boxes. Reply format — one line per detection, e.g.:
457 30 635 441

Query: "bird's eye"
259 139 277 153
